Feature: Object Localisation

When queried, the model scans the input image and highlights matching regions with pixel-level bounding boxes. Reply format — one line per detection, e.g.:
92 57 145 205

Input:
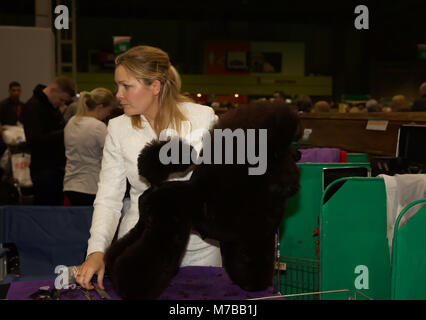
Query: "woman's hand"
76 252 105 290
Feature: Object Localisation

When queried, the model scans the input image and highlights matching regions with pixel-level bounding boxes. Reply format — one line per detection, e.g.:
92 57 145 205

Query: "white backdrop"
0 26 55 102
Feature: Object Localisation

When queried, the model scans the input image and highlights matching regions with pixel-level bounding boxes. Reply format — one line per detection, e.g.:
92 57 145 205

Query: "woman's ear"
150 80 161 96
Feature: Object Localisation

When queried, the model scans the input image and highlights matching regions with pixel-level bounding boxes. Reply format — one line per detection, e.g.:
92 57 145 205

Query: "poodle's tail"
137 137 195 187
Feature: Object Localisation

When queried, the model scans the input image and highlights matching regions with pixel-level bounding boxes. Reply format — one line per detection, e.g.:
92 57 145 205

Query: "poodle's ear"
138 138 195 187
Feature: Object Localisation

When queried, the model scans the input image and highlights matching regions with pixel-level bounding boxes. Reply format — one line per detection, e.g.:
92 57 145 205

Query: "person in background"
63 88 115 206
411 82 426 111
312 100 330 113
349 106 361 113
366 99 379 112
272 90 285 102
294 95 312 113
75 45 222 291
0 81 23 127
356 103 367 112
21 76 75 205
0 81 24 156
104 103 124 125
182 91 192 98
382 105 392 112
63 97 78 123
391 94 411 112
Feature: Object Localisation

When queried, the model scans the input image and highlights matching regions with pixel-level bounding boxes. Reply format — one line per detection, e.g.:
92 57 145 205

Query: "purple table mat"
297 148 341 163
6 266 280 300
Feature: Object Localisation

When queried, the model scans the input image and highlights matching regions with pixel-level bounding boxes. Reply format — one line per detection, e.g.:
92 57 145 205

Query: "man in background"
22 76 75 205
412 82 426 111
272 90 285 102
0 81 24 156
0 81 23 127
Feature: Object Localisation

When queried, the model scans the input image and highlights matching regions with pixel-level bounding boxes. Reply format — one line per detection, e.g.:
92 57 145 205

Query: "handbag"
10 152 33 187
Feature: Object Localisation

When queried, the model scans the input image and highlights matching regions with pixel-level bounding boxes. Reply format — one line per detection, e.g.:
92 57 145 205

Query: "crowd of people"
1 77 425 203
205 84 426 115
1 76 425 205
0 78 121 206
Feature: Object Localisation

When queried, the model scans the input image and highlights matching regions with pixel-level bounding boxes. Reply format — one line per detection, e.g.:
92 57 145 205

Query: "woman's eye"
123 84 130 90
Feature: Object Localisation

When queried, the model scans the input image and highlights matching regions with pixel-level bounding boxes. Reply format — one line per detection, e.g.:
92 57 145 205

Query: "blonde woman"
76 46 222 290
63 88 115 206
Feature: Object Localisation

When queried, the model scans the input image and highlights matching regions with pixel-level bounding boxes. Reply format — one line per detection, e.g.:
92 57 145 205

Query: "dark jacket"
411 95 426 112
0 97 23 125
22 84 66 171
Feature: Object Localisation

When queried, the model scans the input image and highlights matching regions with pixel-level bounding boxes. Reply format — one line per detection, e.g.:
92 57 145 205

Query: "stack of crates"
277 153 370 299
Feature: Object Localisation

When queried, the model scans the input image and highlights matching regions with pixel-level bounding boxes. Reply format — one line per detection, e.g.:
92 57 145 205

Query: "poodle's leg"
222 234 276 292
104 218 145 277
110 210 192 300
104 188 156 275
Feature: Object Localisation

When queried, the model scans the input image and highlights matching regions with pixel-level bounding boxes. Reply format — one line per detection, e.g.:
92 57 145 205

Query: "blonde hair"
75 88 115 120
313 101 330 113
391 94 410 111
115 45 191 135
349 106 360 113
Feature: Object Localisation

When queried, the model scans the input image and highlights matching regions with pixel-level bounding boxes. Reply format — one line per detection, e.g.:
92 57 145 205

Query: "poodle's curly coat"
105 101 301 299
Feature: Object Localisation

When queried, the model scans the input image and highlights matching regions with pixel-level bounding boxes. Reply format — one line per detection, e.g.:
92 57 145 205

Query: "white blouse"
87 102 221 266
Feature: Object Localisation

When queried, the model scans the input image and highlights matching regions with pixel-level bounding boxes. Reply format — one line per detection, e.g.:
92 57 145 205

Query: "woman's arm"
77 120 127 290
209 108 219 127
87 119 127 256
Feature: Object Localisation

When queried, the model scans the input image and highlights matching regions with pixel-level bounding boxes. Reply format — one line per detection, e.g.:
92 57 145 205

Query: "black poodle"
104 100 301 299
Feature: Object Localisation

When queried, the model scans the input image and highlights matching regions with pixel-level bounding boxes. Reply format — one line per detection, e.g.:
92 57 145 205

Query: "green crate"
346 153 368 163
319 177 391 300
391 199 426 300
278 256 320 300
279 162 370 296
280 163 371 260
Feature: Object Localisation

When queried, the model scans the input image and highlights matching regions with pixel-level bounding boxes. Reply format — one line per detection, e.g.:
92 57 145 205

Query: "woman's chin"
123 108 137 117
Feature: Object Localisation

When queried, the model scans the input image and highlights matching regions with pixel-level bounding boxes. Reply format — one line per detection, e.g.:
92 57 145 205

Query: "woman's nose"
115 88 123 100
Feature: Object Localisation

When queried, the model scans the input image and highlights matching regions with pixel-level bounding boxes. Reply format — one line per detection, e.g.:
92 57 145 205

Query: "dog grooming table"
3 266 280 300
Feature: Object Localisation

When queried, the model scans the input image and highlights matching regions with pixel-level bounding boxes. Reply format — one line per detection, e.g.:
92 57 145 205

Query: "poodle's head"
215 100 301 161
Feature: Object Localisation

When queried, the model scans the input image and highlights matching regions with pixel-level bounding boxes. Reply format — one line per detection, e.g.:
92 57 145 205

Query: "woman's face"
114 65 160 118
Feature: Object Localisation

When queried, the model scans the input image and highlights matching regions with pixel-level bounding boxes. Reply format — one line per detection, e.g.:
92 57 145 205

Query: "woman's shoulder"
178 102 217 131
107 114 131 129
103 114 133 138
90 118 107 134
179 102 215 119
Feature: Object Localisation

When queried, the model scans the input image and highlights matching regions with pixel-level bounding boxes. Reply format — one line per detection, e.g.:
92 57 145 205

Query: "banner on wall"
205 41 251 75
205 41 283 74
226 51 249 72
250 52 282 73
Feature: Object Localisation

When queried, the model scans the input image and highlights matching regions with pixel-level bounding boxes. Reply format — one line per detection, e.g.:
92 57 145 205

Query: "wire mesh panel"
249 289 373 300
279 256 319 300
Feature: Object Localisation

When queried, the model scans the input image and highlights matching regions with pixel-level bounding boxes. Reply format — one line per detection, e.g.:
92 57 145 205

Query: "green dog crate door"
279 163 370 297
391 200 426 300
280 163 371 260
320 178 391 300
